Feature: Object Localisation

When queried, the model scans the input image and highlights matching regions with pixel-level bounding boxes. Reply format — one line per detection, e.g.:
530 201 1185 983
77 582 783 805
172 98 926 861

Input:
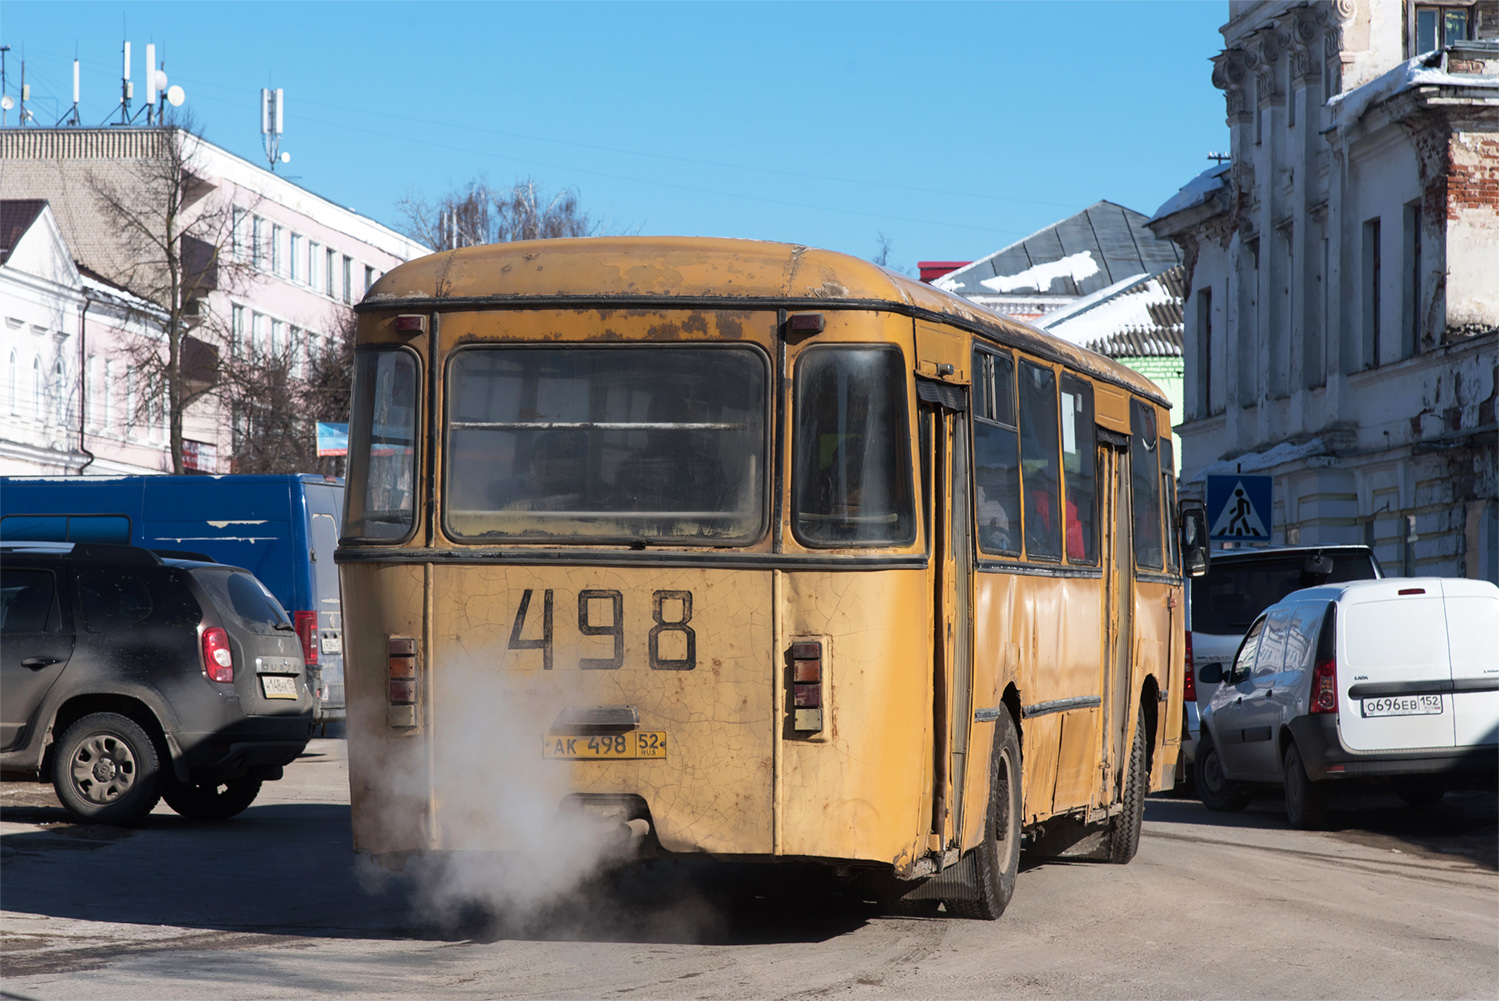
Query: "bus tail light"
388 636 419 728
791 641 823 733
1183 631 1195 702
202 627 234 683
1311 656 1338 714
293 610 318 666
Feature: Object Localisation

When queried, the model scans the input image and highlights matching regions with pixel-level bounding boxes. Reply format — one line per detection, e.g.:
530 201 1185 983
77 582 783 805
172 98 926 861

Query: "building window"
289 234 301 283
1414 5 1469 54
232 208 247 260
252 216 265 269
342 255 354 304
1197 287 1213 416
1403 201 1422 358
271 224 284 276
103 359 114 429
231 304 246 358
307 240 319 287
271 319 285 359
365 265 376 295
1363 217 1382 369
124 366 135 435
325 248 336 297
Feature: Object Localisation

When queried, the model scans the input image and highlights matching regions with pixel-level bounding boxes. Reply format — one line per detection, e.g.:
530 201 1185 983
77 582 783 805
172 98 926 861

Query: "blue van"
0 474 347 722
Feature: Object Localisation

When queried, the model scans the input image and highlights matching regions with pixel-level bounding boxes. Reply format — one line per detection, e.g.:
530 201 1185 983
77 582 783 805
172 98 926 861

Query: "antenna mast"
260 88 290 170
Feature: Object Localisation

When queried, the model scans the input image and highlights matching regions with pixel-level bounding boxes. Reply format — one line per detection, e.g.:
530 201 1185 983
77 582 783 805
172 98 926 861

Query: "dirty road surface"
3 739 1495 1000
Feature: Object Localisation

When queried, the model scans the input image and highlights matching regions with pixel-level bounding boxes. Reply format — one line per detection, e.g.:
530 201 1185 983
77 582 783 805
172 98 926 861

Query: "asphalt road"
2 739 1495 1000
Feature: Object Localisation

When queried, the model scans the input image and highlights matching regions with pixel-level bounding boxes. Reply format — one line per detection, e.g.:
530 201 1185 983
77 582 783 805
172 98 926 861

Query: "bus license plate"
543 731 667 760
1361 694 1443 718
261 675 299 699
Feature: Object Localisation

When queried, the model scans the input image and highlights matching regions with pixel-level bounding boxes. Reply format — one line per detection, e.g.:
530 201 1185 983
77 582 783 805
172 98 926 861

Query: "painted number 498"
507 589 695 671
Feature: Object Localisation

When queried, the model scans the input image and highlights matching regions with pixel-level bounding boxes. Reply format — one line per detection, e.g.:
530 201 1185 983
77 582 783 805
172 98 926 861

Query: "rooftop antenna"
117 40 135 125
0 46 11 126
60 58 81 126
260 87 290 170
1208 151 1231 164
18 58 33 126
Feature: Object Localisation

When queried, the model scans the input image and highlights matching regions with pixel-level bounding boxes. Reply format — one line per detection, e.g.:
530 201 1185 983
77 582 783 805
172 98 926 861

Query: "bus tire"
1105 705 1148 864
1194 733 1250 813
948 710 1021 920
1283 742 1329 831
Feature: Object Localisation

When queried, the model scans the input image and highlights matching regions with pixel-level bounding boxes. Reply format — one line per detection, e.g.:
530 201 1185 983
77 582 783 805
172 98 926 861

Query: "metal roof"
934 201 1182 300
1036 265 1185 359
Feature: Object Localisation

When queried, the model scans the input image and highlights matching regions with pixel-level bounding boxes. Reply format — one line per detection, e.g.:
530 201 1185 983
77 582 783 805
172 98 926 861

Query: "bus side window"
1161 434 1179 572
972 347 1020 556
1059 375 1097 564
1019 361 1062 562
1130 399 1164 570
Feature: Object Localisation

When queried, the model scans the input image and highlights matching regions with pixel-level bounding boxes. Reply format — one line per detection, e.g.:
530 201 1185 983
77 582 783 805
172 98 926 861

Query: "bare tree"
89 113 258 474
873 232 895 269
398 177 598 250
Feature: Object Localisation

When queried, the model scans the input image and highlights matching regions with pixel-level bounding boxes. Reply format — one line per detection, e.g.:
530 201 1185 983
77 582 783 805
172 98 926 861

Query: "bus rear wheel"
948 710 1021 920
1105 705 1148 864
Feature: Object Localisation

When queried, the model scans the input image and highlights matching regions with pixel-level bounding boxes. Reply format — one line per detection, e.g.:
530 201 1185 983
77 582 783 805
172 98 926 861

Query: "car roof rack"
65 543 164 565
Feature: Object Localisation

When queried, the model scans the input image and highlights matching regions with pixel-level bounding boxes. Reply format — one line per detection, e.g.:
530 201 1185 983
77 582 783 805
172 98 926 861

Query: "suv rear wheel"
162 778 264 821
52 712 162 826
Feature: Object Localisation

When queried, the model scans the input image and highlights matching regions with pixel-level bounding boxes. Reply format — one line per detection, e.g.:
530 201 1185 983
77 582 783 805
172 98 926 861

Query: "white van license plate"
261 675 299 699
1361 694 1443 717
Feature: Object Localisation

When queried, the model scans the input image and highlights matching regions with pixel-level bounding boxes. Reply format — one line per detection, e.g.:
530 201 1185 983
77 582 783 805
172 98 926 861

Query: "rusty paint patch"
681 313 709 336
719 315 744 340
646 322 682 341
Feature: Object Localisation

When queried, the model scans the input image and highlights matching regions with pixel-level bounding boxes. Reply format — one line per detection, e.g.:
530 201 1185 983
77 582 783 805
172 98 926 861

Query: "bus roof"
362 236 1170 407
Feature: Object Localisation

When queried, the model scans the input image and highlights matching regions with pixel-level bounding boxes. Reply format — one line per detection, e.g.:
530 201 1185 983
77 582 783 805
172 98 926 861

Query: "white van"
1194 577 1499 829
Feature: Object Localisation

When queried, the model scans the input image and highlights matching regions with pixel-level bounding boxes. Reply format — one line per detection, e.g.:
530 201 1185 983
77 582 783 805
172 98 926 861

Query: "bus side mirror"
1180 501 1210 578
1199 662 1224 685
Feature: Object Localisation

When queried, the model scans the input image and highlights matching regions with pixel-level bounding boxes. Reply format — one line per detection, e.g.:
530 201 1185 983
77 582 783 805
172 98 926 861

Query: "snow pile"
1037 271 1181 357
1328 51 1499 128
978 250 1100 294
1149 164 1230 225
1185 438 1330 485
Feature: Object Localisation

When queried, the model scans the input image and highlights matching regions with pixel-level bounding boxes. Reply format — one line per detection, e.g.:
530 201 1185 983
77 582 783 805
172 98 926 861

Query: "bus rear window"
345 349 419 541
793 346 915 547
444 346 768 544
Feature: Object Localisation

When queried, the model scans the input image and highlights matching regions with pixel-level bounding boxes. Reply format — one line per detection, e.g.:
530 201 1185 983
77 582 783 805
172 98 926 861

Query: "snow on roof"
1328 49 1499 129
1148 163 1230 225
933 201 1181 300
1185 437 1331 485
1035 266 1184 359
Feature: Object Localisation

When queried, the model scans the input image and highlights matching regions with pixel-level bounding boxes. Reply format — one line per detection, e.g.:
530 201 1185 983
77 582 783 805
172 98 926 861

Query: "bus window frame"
1059 372 1100 567
342 344 424 548
971 344 1022 559
1017 357 1064 564
439 340 775 548
1129 397 1165 572
789 342 918 551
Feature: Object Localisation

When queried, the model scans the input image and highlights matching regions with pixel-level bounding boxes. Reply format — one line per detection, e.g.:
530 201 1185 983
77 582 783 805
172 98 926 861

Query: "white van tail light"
1183 631 1196 702
388 636 418 728
202 627 234 683
1311 656 1337 714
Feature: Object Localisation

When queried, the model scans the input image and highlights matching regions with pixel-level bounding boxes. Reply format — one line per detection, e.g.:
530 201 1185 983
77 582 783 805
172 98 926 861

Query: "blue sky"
2 1 1229 270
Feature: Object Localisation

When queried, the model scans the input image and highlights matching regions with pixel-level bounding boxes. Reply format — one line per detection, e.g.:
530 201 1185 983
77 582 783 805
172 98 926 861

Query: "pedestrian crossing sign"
1206 474 1272 543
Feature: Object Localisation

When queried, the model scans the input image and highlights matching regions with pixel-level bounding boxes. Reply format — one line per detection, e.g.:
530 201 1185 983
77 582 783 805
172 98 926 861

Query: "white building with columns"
1148 0 1499 582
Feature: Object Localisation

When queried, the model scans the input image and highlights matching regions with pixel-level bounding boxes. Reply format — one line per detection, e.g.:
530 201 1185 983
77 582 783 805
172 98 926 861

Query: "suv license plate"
543 731 667 760
261 675 299 700
1361 694 1443 718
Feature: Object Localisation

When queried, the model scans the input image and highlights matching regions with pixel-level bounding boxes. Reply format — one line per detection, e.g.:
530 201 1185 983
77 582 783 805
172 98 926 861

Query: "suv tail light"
388 636 418 729
293 610 318 666
202 627 234 683
1183 630 1196 702
1311 656 1338 714
790 640 823 733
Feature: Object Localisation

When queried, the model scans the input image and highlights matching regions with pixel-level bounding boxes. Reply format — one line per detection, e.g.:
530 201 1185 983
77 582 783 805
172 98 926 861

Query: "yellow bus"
338 237 1207 919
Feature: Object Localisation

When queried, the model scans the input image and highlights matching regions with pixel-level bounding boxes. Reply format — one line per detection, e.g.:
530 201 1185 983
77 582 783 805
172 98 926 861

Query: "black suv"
1 542 315 825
